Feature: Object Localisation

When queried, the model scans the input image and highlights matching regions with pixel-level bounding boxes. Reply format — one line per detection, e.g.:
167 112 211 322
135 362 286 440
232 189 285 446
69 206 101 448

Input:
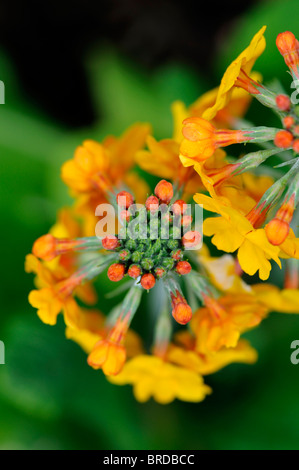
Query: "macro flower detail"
26 26 299 407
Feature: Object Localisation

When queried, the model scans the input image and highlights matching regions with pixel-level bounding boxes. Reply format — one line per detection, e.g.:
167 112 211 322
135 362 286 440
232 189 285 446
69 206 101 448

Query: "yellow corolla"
194 193 281 280
109 355 212 404
203 26 266 120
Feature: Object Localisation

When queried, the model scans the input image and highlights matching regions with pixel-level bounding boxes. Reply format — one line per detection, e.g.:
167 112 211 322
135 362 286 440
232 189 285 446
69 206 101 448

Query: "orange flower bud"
182 231 202 249
175 261 192 275
265 219 290 246
265 195 295 246
275 94 291 111
170 290 192 325
294 126 299 136
116 191 134 208
154 267 166 279
293 139 299 153
283 116 295 129
154 180 173 204
141 273 156 290
102 235 119 250
145 195 160 213
274 130 294 149
276 31 299 77
171 249 183 261
107 263 125 282
172 303 193 325
128 264 141 279
172 199 187 216
32 234 57 261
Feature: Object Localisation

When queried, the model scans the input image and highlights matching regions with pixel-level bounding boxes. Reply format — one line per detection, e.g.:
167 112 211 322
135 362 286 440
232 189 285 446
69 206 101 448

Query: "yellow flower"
203 26 266 120
65 310 144 357
198 244 251 294
252 283 299 313
189 77 260 128
191 293 268 353
62 123 150 196
167 334 258 375
195 193 281 280
109 355 212 404
25 254 95 327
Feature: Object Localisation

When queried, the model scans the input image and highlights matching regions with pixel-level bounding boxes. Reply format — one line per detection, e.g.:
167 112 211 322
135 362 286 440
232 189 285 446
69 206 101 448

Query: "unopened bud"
154 180 173 204
107 263 125 282
175 260 192 275
128 264 142 279
116 191 134 208
274 130 293 148
276 94 291 111
102 235 119 250
141 273 156 290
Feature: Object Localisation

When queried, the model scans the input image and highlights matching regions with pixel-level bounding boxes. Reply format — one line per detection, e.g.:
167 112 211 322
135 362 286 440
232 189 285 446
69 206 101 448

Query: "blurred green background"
1 0 299 450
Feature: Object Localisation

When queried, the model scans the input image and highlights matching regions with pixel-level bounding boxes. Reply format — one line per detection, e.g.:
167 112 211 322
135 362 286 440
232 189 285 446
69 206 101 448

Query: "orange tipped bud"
107 263 125 282
171 249 183 261
274 130 293 148
276 31 299 77
128 264 141 279
102 235 119 250
175 260 192 275
294 126 299 136
265 219 290 246
141 273 156 290
154 267 166 279
283 116 295 129
154 180 173 204
172 199 187 216
265 195 295 246
276 31 297 54
116 191 134 208
32 234 57 261
182 230 202 249
145 195 159 213
275 94 291 111
170 290 192 325
293 139 299 153
172 303 193 325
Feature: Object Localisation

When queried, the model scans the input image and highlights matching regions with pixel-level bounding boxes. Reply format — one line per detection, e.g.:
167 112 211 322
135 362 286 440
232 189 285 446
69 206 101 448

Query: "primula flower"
191 293 268 353
108 355 212 404
26 29 299 405
167 333 258 375
203 26 266 120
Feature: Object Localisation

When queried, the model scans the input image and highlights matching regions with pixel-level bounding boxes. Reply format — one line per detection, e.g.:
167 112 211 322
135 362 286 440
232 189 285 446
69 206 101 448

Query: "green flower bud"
141 258 154 271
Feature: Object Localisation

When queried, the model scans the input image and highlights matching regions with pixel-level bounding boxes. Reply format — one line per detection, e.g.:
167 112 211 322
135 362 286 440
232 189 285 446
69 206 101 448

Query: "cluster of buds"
103 180 201 291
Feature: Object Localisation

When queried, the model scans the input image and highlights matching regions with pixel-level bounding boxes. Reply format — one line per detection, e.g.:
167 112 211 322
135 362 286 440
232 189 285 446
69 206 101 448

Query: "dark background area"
0 0 258 127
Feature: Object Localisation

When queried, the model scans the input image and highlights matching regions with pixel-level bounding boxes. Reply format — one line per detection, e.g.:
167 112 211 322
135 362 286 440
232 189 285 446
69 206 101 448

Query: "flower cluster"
26 26 299 405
